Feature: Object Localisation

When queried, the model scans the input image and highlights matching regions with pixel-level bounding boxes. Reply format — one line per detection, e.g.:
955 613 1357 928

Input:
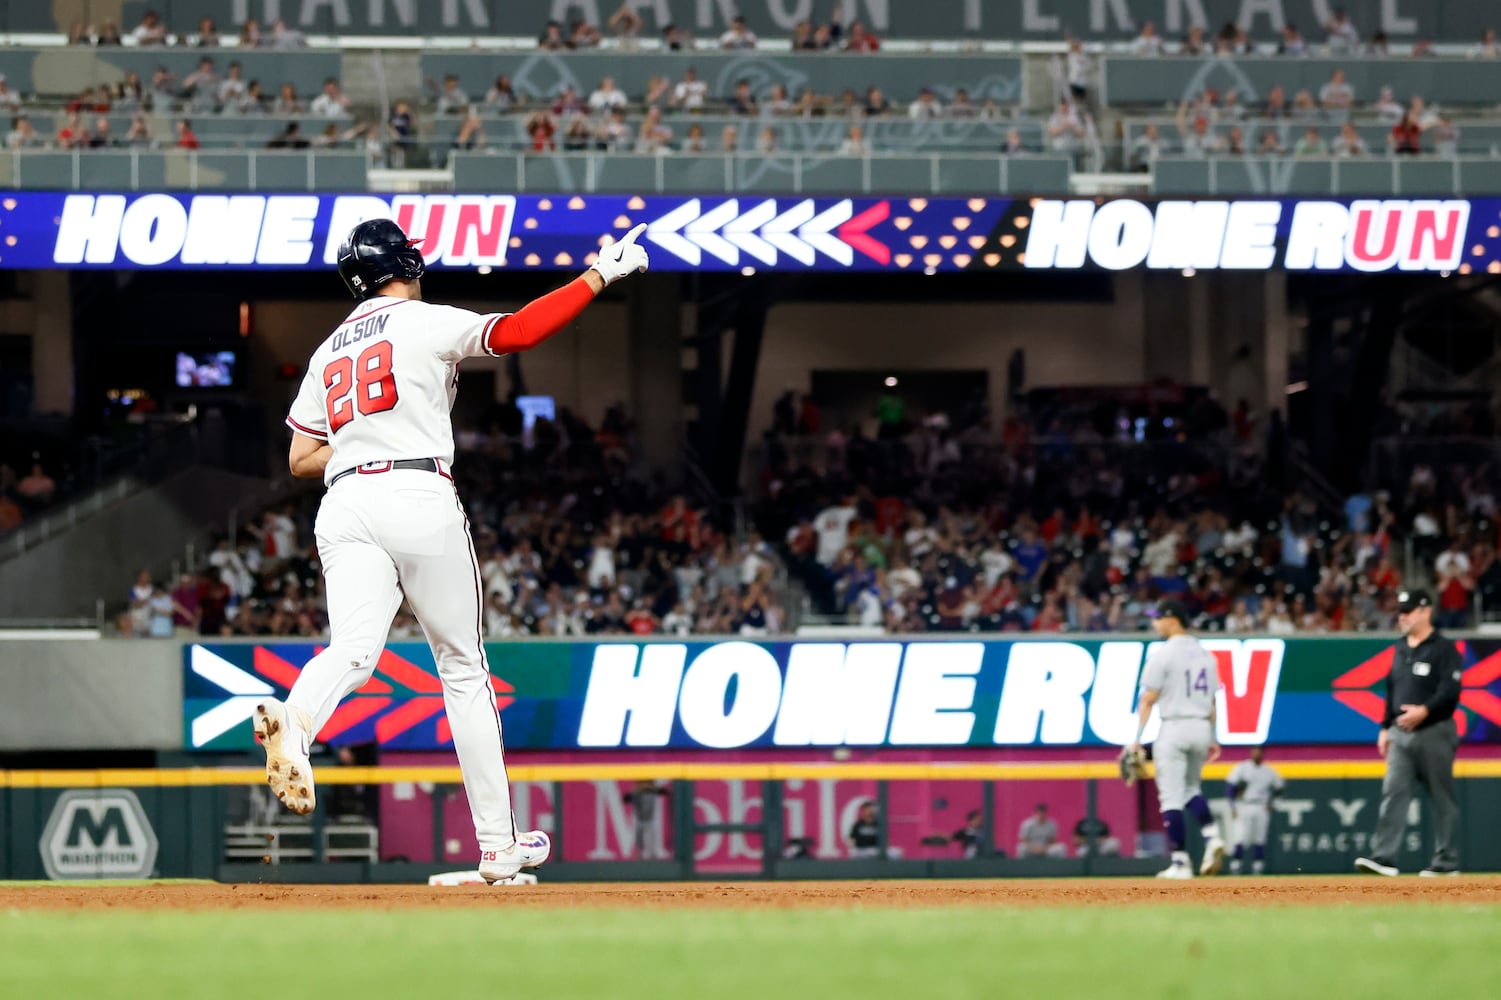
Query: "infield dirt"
3 876 1497 911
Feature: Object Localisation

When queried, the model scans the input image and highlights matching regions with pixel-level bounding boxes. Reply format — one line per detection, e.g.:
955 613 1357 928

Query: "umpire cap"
337 219 425 299
1396 590 1433 613
1148 598 1190 625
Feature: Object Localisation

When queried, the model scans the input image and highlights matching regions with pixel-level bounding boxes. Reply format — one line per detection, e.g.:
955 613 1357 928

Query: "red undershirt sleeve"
483 276 598 355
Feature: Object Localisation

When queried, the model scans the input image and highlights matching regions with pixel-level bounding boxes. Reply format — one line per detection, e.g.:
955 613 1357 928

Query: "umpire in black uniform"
1355 590 1463 877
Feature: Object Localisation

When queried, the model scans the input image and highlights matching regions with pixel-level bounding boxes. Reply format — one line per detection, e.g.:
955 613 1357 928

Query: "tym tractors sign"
184 636 1501 752
39 790 159 881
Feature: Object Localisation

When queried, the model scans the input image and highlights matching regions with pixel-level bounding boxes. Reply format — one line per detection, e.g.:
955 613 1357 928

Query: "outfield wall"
3 763 1499 882
6 633 1498 881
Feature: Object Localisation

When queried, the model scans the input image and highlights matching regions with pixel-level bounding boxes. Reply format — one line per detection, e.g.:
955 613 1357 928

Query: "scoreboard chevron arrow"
763 199 816 265
723 199 779 266
802 200 854 266
646 199 703 265
188 643 518 749
189 645 274 748
646 198 889 268
686 199 742 265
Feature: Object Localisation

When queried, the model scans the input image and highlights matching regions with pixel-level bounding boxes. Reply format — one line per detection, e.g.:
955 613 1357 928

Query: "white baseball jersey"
1140 634 1220 721
285 296 510 483
279 292 525 858
1227 759 1284 804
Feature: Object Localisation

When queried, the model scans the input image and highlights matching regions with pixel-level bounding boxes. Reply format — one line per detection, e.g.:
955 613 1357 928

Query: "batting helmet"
336 219 425 299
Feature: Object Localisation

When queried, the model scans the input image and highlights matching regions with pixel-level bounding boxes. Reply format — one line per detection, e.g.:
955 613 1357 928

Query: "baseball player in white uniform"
1227 746 1283 874
1129 599 1228 879
253 217 649 885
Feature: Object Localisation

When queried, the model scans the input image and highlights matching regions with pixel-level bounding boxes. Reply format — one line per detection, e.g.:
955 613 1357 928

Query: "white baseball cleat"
1156 856 1193 880
253 699 316 816
1200 836 1227 876
479 831 551 884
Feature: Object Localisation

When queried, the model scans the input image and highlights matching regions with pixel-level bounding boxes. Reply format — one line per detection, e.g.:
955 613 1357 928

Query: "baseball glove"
1118 745 1148 786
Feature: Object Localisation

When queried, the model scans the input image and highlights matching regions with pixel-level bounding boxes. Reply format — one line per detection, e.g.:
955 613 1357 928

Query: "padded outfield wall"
4 633 1501 880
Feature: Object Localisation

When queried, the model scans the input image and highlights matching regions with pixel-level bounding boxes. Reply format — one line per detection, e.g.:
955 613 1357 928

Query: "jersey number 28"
324 341 398 434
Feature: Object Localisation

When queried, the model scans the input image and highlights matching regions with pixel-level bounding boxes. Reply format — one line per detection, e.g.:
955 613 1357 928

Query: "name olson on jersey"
1024 199 1469 272
577 639 1284 749
331 312 391 351
51 194 516 268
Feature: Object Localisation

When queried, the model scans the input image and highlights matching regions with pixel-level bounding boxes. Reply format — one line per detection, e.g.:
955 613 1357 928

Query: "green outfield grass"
2 903 1498 1000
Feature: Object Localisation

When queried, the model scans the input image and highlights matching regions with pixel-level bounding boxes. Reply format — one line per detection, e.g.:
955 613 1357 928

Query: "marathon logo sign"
576 638 1284 750
39 789 159 881
1024 199 1469 273
51 193 516 269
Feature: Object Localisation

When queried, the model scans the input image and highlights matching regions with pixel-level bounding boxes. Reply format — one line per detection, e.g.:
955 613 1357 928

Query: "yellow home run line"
4 760 1501 787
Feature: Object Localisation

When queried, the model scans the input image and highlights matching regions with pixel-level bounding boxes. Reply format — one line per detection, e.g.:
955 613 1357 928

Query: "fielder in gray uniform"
1130 599 1227 879
1227 746 1284 874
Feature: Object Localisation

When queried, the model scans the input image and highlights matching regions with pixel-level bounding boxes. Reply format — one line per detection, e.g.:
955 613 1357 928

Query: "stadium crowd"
752 387 1501 636
122 385 1501 640
120 403 788 640
4 4 1495 166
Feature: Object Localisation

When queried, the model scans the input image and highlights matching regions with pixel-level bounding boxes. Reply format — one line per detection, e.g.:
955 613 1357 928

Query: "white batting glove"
591 223 650 286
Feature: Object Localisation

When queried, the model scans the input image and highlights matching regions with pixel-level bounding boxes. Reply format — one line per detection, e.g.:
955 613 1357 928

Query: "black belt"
330 458 440 485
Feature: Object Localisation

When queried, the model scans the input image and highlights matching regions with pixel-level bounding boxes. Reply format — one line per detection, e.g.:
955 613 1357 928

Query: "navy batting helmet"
336 219 425 299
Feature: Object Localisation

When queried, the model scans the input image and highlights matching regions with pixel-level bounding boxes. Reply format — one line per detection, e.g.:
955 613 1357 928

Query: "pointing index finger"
623 222 648 244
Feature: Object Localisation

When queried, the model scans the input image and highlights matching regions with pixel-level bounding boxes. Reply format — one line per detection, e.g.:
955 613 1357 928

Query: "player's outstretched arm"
484 224 650 355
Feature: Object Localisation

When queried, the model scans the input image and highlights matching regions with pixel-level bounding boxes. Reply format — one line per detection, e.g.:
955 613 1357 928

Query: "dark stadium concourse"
33 264 1119 484
14 262 1487 497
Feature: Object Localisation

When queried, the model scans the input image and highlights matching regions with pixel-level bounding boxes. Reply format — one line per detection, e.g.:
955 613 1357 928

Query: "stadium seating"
1150 155 1501 196
0 147 367 190
4 40 1498 197
420 52 1027 111
450 151 1071 196
0 46 339 98
430 113 1047 154
1101 56 1501 108
1120 119 1501 157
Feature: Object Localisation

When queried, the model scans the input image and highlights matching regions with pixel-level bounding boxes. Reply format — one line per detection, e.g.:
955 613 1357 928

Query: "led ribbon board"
184 637 1501 751
3 194 1494 274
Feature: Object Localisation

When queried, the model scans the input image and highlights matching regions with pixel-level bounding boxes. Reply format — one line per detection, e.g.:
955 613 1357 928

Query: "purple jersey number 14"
1186 667 1210 695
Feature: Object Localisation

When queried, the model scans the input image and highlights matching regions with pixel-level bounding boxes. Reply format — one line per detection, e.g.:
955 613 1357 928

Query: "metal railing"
451 149 1071 195
3 477 140 560
1 417 205 560
1151 154 1501 197
1369 435 1501 491
0 147 368 190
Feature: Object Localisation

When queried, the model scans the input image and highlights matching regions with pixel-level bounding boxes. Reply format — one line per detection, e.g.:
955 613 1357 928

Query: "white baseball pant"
1234 805 1271 848
286 468 517 853
1153 719 1212 811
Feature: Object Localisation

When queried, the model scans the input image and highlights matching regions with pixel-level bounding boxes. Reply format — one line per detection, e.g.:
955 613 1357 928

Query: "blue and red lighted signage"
184 636 1501 752
3 192 1498 274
